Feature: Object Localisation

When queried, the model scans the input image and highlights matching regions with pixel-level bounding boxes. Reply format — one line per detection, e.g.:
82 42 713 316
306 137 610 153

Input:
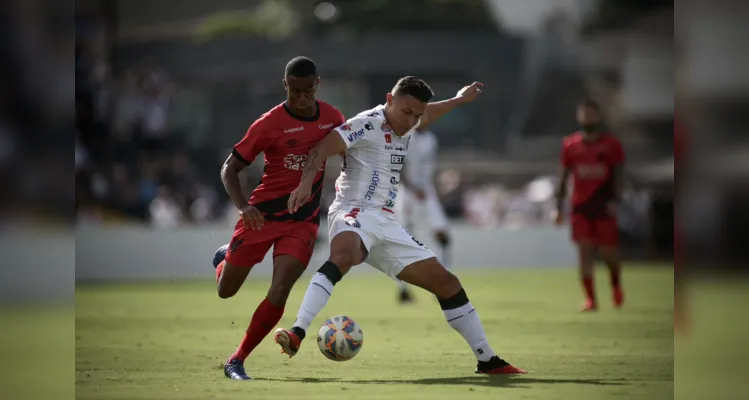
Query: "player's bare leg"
213 244 252 299
599 246 624 308
577 241 597 311
274 231 367 357
397 230 450 304
225 255 305 379
397 257 526 374
397 222 416 304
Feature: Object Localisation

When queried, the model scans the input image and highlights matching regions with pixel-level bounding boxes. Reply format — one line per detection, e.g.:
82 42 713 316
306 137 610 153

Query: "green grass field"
76 266 674 400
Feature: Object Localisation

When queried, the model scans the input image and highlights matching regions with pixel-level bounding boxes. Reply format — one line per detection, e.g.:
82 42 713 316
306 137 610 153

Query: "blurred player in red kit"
554 99 625 312
212 56 345 380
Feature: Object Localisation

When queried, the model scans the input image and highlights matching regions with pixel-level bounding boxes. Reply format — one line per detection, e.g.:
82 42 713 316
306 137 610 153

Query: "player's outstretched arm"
288 132 348 213
420 82 484 129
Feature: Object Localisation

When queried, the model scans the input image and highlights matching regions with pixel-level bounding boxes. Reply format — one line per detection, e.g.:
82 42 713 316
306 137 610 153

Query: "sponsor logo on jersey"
385 134 392 143
319 122 334 130
284 126 304 133
381 123 392 132
347 129 366 142
284 154 325 171
391 154 405 165
395 147 405 151
365 170 380 200
390 177 399 185
339 124 352 131
388 190 397 199
385 199 395 208
364 122 374 131
384 145 393 150
576 164 607 179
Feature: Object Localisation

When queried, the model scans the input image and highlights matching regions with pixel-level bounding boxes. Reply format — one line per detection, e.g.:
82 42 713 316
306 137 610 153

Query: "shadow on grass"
254 375 629 388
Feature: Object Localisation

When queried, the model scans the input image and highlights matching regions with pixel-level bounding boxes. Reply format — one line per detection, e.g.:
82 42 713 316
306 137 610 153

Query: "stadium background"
68 1 749 399
75 0 675 280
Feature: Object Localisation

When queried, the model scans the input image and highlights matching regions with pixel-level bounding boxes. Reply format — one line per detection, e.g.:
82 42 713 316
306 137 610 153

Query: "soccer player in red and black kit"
554 100 625 312
212 56 345 380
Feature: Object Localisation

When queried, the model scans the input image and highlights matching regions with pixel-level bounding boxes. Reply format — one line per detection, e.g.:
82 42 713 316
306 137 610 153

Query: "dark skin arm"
221 154 264 230
288 132 348 213
554 167 572 224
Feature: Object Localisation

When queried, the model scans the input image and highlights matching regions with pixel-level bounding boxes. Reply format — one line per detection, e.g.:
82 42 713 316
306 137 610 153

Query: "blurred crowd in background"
74 0 677 259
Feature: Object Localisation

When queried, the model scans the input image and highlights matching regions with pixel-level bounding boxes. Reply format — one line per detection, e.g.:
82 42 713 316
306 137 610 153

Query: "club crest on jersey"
347 129 365 143
381 122 392 132
339 124 352 131
344 216 361 228
385 134 392 143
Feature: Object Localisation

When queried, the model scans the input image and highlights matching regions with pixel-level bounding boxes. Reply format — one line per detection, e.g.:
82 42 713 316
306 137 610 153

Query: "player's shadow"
256 375 629 388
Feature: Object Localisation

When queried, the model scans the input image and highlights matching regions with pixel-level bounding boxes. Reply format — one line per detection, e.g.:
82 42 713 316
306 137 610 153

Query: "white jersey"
402 130 438 192
332 105 410 213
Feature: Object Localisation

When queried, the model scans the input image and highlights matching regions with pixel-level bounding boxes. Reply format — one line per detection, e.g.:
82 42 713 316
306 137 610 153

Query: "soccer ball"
317 315 364 361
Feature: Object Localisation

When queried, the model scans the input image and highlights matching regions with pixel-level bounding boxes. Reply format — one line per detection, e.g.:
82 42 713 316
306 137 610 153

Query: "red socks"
582 276 596 302
231 298 285 361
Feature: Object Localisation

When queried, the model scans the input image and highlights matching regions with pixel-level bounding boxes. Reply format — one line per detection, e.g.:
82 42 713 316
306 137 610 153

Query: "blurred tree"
313 0 497 34
194 0 301 42
194 0 498 41
581 0 672 35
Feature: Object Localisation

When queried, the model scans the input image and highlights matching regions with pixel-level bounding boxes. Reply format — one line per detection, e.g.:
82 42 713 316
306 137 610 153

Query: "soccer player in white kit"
394 126 452 303
273 77 526 375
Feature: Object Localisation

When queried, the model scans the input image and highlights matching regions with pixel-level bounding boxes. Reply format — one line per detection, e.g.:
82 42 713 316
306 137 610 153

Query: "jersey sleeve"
232 116 272 165
334 115 375 149
333 107 346 126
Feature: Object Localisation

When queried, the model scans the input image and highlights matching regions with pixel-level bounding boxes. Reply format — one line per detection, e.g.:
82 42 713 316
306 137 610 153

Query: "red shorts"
571 214 619 247
224 220 318 268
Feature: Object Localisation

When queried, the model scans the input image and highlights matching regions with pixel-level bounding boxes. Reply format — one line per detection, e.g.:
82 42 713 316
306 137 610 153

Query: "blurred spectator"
149 186 183 229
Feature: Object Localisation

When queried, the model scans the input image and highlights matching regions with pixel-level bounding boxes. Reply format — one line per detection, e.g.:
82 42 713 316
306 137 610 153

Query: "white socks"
443 302 496 362
293 273 334 332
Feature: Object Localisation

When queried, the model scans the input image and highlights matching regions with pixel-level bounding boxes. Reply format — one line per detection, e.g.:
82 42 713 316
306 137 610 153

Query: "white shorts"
328 206 436 280
394 187 449 232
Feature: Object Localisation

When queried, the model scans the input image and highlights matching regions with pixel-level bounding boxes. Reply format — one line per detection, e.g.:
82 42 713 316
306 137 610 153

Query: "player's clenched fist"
456 82 483 103
239 205 264 230
288 184 311 214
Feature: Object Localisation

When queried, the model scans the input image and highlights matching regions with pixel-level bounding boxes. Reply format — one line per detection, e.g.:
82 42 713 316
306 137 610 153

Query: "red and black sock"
231 298 285 361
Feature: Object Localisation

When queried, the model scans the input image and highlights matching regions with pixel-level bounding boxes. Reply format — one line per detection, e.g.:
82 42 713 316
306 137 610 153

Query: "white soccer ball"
317 315 364 361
